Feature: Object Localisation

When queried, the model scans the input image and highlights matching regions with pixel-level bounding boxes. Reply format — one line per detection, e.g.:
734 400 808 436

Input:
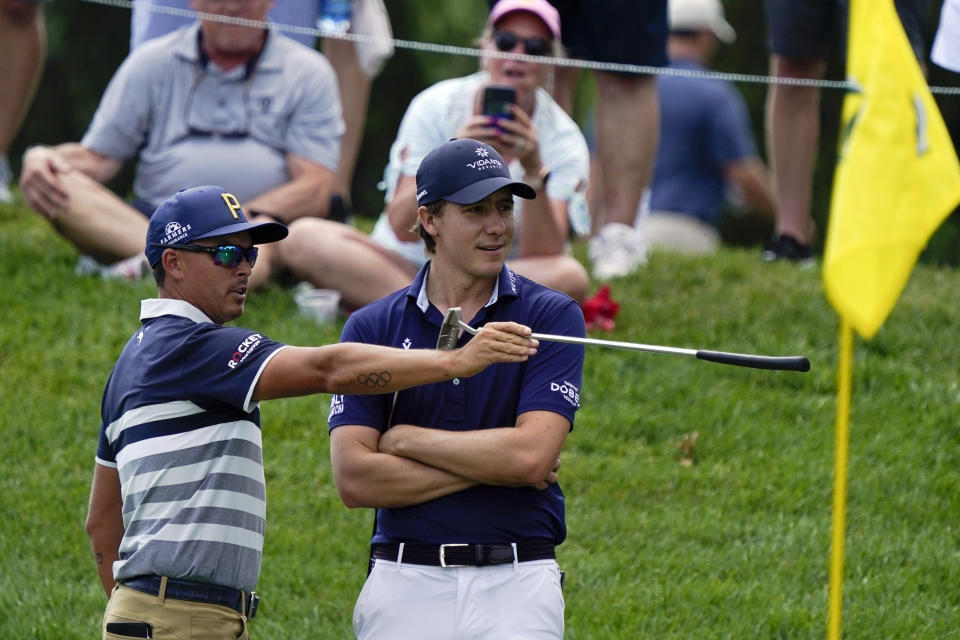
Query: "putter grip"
695 350 811 372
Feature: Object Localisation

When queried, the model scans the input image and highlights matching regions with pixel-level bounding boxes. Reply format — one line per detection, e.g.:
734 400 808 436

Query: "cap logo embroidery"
220 192 242 219
161 220 192 244
466 158 504 170
475 146 490 158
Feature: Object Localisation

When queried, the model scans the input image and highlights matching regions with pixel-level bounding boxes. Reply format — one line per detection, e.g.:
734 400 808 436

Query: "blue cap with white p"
145 186 288 267
415 138 536 207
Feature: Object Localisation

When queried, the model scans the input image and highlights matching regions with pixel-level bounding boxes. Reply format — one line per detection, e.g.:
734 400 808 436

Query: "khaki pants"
103 583 249 640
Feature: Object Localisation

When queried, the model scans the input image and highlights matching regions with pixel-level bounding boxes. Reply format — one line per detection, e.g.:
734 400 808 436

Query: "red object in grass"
581 285 620 331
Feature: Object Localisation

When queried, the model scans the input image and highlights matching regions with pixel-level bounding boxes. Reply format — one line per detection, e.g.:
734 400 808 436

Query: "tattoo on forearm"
357 371 392 387
96 553 104 565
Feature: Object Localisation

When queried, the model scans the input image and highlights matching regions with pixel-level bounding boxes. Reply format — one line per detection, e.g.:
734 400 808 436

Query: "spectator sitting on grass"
274 0 592 309
18 0 342 286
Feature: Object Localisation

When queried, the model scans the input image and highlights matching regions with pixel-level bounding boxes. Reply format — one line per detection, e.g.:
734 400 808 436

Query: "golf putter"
436 307 463 350
455 314 810 372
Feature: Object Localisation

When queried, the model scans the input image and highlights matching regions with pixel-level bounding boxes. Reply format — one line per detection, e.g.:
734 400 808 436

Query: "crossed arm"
330 410 569 509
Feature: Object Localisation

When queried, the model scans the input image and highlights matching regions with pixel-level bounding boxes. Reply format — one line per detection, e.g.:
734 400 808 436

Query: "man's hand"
529 456 562 491
450 321 538 377
19 146 73 220
377 424 411 456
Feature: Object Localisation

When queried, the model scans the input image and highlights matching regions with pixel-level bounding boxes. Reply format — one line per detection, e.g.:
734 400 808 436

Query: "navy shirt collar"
406 261 522 314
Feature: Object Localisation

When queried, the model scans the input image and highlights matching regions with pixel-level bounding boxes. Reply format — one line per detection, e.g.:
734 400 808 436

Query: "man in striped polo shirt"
84 185 539 640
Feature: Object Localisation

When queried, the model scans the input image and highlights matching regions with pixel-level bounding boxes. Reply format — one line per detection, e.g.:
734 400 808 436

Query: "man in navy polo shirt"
84 185 538 640
329 139 586 639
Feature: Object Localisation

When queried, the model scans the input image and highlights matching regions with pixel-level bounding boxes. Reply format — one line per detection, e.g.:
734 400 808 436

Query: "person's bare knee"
510 256 589 303
44 170 146 261
596 71 655 104
282 218 341 263
770 55 825 80
558 257 589 303
279 218 367 280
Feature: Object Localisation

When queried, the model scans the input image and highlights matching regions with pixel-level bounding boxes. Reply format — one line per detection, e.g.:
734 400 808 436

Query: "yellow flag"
823 0 960 340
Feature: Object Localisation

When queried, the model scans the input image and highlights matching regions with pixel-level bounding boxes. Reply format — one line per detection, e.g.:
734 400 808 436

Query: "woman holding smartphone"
277 0 591 307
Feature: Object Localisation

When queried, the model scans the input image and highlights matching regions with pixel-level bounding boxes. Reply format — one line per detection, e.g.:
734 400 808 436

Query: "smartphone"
481 85 517 128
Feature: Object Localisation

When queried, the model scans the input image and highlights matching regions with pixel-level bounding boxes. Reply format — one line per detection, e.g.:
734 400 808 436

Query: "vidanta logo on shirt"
550 379 580 408
228 333 263 369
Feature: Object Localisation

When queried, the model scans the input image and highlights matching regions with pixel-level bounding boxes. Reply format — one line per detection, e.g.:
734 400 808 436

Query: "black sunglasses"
493 30 552 57
150 243 259 268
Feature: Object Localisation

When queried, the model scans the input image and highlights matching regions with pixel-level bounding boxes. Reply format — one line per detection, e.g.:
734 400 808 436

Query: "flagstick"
827 319 854 640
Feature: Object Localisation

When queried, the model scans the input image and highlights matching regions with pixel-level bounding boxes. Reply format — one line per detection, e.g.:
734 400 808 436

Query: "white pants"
353 558 564 640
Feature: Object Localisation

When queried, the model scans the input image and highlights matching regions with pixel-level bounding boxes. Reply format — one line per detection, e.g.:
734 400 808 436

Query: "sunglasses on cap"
493 30 552 57
150 243 259 268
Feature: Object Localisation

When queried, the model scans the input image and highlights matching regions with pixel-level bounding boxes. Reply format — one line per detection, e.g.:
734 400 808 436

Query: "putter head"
436 307 462 350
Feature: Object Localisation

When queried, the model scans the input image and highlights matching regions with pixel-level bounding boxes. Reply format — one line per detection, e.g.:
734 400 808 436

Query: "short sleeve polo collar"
140 298 215 325
407 262 521 315
171 22 283 77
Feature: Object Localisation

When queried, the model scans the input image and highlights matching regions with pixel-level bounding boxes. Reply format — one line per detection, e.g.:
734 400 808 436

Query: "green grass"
2 195 959 638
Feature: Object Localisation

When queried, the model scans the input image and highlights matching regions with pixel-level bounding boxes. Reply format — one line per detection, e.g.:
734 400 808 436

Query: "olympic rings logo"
357 371 392 388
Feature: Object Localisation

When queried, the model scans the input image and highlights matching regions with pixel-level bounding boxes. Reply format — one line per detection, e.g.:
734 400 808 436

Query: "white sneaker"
75 253 150 281
588 222 648 280
75 255 105 276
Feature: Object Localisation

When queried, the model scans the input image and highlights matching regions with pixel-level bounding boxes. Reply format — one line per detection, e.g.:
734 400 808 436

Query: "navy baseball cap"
415 138 536 207
145 186 288 267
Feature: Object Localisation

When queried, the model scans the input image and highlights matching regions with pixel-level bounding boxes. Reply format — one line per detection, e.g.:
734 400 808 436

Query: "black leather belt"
120 576 259 619
372 540 556 568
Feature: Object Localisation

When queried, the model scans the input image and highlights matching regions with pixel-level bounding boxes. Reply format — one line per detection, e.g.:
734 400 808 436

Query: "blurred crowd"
1 0 955 306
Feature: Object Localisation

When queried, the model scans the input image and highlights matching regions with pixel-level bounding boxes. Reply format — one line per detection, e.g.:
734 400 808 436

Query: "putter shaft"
457 320 810 372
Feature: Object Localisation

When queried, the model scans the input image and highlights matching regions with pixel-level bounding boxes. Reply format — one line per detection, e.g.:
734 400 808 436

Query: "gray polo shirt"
82 23 343 209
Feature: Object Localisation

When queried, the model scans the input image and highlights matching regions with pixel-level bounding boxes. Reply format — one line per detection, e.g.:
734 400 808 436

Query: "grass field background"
2 196 958 638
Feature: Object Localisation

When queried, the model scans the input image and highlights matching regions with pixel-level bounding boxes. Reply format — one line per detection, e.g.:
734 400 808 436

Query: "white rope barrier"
82 0 960 96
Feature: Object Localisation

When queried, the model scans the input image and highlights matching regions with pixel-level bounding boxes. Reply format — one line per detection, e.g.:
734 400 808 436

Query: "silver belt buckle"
439 543 469 568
